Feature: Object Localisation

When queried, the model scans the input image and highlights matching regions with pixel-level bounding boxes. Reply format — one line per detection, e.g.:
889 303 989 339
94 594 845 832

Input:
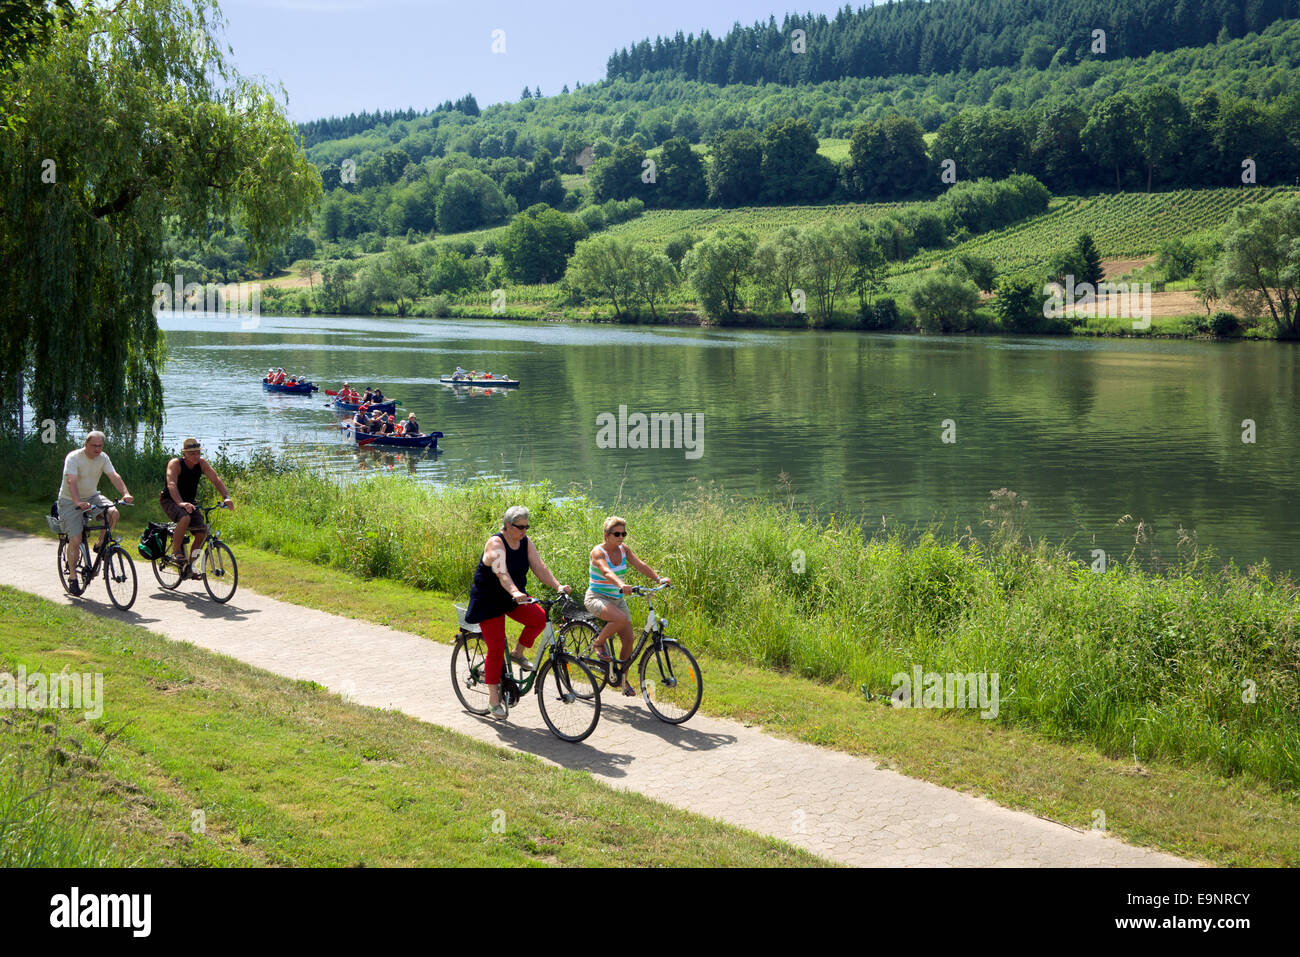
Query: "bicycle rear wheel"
103 544 137 610
536 654 601 742
59 542 94 596
450 633 492 715
558 619 608 694
639 640 702 724
56 539 76 595
202 540 238 603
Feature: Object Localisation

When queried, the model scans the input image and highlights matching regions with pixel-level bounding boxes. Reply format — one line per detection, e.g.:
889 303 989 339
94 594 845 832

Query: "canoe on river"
343 423 442 449
334 398 396 414
263 381 318 394
439 376 519 387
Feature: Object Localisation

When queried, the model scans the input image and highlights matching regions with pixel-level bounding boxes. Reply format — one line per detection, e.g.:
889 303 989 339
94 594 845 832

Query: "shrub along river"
156 313 1300 578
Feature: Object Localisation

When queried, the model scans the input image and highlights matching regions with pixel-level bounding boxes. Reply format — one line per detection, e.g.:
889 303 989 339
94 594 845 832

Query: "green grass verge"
0 585 823 867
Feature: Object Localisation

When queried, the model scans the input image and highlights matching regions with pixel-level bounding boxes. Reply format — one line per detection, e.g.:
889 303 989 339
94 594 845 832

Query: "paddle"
324 389 338 396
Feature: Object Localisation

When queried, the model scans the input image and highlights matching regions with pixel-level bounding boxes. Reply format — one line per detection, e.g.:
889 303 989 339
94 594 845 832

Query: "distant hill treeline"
298 97 480 148
606 0 1300 85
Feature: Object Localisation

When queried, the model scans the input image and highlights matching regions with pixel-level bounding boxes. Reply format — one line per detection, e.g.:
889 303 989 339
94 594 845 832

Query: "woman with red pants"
463 505 572 719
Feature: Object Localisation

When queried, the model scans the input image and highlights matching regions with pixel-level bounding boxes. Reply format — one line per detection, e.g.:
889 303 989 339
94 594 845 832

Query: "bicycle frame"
598 584 671 683
173 503 229 569
461 597 573 697
64 504 126 576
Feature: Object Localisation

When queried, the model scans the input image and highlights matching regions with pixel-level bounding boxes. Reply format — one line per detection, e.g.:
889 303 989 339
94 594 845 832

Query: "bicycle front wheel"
103 545 137 610
151 554 183 590
202 541 238 603
536 654 601 742
639 640 702 724
450 633 491 715
558 619 608 694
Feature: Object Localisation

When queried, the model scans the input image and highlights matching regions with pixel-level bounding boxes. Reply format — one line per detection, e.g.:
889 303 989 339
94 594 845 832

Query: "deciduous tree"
0 0 321 438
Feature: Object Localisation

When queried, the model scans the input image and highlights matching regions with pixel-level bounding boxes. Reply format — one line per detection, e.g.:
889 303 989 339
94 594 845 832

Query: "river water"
156 313 1300 577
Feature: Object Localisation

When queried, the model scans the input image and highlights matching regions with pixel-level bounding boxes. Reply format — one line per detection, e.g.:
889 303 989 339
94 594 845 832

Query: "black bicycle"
563 583 703 724
150 503 238 603
52 498 137 610
451 593 602 742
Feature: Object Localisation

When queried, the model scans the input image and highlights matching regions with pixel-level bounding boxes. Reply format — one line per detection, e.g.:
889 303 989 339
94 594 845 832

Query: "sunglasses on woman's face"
512 523 529 530
611 530 627 537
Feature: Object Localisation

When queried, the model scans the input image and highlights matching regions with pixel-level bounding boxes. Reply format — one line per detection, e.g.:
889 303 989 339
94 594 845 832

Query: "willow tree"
0 0 322 439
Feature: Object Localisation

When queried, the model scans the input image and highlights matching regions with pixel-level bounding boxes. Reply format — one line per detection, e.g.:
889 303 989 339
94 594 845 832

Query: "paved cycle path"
0 529 1193 867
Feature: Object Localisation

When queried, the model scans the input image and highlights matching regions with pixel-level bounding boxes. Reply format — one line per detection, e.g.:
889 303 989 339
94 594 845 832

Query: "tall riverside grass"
222 472 1300 791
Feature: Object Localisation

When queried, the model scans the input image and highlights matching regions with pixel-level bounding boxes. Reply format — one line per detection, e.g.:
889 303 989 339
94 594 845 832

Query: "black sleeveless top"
464 532 529 623
165 458 203 503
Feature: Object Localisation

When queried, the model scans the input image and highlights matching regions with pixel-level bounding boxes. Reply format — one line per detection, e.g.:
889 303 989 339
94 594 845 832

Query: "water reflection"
155 314 1300 576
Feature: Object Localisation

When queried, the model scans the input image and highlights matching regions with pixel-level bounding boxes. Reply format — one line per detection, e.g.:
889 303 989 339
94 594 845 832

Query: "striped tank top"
589 544 627 597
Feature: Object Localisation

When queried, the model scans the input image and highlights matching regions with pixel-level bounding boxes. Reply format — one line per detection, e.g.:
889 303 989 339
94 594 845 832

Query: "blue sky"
220 0 866 122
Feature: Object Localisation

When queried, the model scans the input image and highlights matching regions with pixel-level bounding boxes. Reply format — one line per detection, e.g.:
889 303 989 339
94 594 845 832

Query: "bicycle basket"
46 502 63 535
558 594 598 624
454 604 481 634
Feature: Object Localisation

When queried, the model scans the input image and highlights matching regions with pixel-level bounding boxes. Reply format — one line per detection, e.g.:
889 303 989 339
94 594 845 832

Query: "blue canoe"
343 423 442 449
263 381 318 394
333 398 396 414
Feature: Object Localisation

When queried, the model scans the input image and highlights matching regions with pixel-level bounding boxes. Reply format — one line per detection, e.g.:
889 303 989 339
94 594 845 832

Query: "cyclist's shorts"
159 492 208 531
57 492 112 536
584 589 630 621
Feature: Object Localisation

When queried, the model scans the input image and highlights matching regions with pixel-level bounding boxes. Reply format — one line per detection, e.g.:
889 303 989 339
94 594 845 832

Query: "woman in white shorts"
585 516 669 695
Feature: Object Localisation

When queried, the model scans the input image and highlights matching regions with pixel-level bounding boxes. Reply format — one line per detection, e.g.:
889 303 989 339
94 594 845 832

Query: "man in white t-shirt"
57 431 133 593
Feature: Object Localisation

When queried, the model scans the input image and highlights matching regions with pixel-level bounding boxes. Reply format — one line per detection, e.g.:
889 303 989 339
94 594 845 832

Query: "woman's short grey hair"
85 430 106 446
503 505 530 529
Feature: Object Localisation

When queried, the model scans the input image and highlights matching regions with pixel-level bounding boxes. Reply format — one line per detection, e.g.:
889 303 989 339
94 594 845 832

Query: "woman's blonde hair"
603 516 627 535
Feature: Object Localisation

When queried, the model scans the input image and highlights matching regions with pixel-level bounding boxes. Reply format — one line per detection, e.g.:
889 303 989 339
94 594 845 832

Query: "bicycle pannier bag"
137 521 171 560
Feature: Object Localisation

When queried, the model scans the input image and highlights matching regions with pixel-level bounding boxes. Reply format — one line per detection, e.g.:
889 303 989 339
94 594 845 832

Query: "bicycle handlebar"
82 498 132 511
517 590 570 608
630 582 672 597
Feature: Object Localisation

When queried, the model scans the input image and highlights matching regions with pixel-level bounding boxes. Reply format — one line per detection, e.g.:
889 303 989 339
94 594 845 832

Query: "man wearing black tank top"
160 438 234 569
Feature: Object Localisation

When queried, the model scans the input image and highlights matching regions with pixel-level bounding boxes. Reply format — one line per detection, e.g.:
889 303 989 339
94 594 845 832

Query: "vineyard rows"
910 186 1300 272
607 201 903 248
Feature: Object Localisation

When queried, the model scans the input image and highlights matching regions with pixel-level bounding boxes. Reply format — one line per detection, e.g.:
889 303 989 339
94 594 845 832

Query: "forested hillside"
302 18 1300 163
606 0 1300 84
167 6 1300 340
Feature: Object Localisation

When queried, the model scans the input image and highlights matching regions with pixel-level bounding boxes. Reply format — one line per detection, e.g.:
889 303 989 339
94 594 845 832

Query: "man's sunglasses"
512 523 529 530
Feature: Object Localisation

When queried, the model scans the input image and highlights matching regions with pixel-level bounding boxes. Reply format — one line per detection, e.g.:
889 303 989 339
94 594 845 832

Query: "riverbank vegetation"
256 185 1300 338
201 470 1299 794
